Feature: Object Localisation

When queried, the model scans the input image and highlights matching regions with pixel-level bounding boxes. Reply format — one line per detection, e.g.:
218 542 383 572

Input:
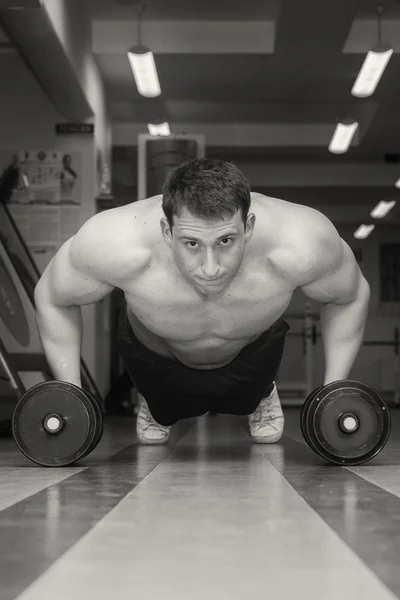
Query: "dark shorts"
116 301 290 426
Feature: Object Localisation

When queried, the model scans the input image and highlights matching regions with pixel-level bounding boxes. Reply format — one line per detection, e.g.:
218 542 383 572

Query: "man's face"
161 208 255 296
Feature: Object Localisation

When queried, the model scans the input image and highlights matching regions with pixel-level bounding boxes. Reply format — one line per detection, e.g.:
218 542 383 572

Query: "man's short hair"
162 158 251 230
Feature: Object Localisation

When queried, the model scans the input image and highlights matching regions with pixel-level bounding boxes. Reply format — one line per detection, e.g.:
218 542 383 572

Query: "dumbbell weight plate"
12 381 99 467
81 390 104 458
300 386 322 454
303 380 391 466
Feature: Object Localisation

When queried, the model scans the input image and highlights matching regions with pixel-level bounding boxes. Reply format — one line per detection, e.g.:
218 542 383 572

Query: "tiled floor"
1 408 400 600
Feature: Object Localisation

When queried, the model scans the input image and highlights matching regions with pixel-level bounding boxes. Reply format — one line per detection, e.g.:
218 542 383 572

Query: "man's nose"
201 251 220 278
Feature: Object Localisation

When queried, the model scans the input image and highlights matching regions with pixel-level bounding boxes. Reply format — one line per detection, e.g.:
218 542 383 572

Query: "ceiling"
85 0 400 158
87 0 281 21
2 0 400 216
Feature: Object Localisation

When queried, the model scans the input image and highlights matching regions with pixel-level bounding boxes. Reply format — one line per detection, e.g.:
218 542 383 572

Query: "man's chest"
124 265 294 342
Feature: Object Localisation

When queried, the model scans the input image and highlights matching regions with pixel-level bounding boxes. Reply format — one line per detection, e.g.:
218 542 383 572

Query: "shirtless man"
34 158 370 445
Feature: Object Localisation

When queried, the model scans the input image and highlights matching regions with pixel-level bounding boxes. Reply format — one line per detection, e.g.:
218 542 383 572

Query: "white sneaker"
249 383 284 443
136 395 171 445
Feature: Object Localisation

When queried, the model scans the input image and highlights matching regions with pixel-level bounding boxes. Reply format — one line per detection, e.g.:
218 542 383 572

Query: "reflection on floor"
0 408 400 600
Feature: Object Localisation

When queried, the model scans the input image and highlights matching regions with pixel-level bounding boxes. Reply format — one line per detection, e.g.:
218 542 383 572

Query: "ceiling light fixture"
147 122 171 136
127 2 161 97
370 199 397 219
351 5 393 98
353 224 375 239
329 119 359 154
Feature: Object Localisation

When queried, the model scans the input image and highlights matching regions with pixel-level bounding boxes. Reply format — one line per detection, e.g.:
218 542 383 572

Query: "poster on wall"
59 152 80 204
0 150 82 251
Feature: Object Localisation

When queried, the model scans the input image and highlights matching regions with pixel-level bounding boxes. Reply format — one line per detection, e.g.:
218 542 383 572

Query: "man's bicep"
299 239 368 305
35 236 114 308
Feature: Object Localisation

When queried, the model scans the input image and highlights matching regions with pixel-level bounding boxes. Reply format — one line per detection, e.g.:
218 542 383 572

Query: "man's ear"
160 218 173 246
245 213 256 240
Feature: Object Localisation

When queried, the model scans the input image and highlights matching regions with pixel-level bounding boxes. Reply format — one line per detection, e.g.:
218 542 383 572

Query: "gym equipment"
300 385 322 453
137 134 205 200
85 383 104 457
0 202 101 401
0 252 30 347
301 380 391 466
12 381 103 467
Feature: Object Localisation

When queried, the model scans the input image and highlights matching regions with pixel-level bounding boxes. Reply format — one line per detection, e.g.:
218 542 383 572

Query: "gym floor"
1 408 400 600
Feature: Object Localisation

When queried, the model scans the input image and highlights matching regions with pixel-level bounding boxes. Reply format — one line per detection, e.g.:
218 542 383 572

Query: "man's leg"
136 393 171 445
248 382 284 443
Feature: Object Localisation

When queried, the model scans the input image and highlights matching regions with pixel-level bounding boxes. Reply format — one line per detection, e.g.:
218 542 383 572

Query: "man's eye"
187 241 198 248
220 238 232 245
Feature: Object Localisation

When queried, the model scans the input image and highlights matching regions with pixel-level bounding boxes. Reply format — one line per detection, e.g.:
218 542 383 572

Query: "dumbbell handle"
43 413 65 435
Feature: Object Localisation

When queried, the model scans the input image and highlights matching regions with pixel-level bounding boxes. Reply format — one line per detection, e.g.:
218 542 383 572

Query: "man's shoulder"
258 197 342 283
71 198 160 282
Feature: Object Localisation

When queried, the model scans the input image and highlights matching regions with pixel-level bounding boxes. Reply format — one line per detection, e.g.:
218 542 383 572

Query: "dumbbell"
12 381 104 467
301 380 391 465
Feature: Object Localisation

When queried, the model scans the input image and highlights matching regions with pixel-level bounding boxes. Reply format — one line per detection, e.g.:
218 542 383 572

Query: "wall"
0 50 60 148
41 0 113 212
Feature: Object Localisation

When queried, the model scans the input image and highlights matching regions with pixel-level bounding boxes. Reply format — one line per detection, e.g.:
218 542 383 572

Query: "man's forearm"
320 282 370 385
35 301 83 387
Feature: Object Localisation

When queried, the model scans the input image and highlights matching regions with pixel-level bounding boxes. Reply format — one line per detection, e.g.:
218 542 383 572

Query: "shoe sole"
137 433 170 445
251 432 283 444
